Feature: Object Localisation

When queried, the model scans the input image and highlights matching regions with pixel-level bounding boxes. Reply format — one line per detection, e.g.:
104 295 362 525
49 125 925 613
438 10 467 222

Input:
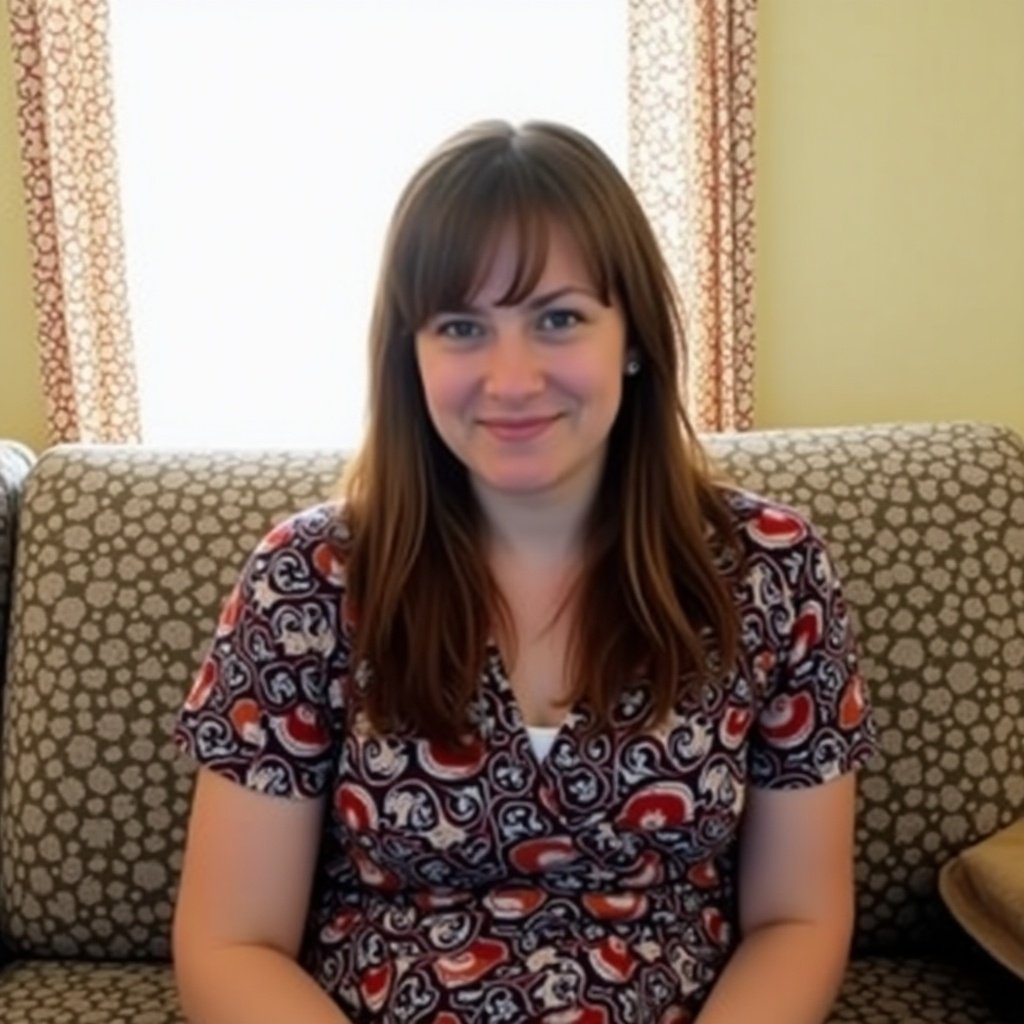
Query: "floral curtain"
628 0 757 432
8 0 140 444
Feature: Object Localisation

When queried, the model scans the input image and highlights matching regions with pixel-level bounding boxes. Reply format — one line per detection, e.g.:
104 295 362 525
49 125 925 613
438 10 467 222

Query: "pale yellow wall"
755 0 1024 437
0 13 46 452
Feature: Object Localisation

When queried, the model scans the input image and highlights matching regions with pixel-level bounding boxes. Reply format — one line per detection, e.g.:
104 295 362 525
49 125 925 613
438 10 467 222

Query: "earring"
624 355 641 377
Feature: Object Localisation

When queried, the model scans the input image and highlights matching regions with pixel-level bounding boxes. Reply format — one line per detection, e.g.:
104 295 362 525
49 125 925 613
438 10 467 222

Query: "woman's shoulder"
716 487 850 619
717 486 822 556
240 500 352 602
254 500 350 553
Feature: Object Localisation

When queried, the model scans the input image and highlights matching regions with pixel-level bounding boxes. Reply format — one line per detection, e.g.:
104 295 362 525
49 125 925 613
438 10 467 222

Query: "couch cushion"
939 816 1024 980
0 442 34 686
0 447 346 959
828 954 1022 1024
0 960 183 1023
706 422 1024 955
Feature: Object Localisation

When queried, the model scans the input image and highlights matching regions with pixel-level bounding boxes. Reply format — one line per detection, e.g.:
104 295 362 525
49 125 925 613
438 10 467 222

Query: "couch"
0 422 1021 1023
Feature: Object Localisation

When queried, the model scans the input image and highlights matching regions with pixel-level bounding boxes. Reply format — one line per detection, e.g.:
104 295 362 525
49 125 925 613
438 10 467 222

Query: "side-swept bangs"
388 123 625 330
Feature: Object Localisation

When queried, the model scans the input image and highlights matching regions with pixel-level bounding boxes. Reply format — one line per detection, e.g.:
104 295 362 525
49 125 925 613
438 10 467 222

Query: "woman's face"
414 221 629 509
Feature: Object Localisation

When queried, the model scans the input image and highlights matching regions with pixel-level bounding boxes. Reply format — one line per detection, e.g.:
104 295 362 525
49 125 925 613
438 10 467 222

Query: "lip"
479 415 561 442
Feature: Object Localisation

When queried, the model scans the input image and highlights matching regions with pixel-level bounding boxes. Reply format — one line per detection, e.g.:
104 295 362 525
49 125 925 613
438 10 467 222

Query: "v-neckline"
485 640 581 767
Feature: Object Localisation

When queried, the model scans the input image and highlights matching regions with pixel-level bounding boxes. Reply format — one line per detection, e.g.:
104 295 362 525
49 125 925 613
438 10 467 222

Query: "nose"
482 322 544 401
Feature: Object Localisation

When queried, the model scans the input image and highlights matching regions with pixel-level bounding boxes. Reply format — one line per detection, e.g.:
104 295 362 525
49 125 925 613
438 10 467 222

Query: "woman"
173 120 876 1023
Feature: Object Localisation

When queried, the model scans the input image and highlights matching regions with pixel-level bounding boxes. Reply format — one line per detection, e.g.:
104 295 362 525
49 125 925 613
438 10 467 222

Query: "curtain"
8 0 140 444
628 0 757 432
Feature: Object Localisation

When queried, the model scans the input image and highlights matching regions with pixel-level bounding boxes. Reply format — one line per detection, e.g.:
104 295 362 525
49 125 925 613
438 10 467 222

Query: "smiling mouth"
479 415 562 442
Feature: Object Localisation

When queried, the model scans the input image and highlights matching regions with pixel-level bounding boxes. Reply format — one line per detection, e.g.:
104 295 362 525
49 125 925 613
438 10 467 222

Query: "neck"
482 495 587 572
474 465 601 571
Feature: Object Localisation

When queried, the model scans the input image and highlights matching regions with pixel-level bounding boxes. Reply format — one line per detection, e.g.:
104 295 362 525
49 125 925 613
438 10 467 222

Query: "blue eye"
538 309 582 331
438 319 484 340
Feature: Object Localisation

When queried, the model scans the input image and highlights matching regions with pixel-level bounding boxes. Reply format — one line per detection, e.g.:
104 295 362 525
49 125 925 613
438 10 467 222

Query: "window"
109 0 628 448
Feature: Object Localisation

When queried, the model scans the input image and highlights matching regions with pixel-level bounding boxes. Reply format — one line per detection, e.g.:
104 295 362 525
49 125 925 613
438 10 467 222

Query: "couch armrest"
0 441 35 687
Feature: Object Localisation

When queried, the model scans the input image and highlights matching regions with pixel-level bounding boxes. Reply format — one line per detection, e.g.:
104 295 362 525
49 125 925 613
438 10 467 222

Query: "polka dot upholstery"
0 961 181 1024
1 447 346 965
829 953 1022 1024
0 423 1020 1022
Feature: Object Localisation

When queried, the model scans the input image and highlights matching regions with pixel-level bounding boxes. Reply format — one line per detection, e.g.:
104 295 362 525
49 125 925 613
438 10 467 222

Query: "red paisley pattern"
175 493 876 1022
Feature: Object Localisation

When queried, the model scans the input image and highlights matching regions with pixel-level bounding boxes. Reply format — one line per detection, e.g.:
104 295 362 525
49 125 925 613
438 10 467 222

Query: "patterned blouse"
175 491 877 1023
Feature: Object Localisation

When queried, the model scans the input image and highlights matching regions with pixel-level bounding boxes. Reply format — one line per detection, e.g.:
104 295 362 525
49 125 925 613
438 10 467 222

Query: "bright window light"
108 1 628 448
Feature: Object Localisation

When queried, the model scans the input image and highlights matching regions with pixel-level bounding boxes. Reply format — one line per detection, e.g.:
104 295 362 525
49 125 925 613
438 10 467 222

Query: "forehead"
469 220 596 305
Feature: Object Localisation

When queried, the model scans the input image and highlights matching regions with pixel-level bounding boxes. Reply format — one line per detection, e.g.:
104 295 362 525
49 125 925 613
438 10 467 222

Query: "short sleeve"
174 504 349 799
749 517 878 789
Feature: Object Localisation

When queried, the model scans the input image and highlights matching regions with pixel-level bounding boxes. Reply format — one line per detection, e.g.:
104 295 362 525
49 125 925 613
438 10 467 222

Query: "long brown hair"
340 120 741 742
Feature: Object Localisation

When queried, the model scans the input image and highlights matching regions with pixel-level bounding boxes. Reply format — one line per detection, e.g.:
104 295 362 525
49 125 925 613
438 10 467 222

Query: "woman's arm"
173 768 351 1024
695 773 858 1024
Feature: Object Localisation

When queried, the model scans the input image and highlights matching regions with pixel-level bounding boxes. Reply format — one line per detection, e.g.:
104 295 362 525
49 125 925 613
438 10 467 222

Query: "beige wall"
1 4 1022 451
0 12 46 451
755 0 1024 436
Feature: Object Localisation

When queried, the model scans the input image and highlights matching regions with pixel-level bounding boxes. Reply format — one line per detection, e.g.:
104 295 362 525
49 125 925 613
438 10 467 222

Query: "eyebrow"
525 286 600 310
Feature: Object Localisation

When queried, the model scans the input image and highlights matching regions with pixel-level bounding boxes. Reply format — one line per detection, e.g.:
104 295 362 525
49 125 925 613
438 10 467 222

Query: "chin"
485 475 561 496
476 465 565 497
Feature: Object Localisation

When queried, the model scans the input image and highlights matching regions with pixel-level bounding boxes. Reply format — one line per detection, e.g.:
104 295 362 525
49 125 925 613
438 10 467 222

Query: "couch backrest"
0 448 346 960
0 424 1021 961
706 422 1024 954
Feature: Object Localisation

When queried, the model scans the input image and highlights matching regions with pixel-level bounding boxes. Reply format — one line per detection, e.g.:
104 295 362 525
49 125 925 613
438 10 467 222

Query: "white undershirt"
526 724 559 761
